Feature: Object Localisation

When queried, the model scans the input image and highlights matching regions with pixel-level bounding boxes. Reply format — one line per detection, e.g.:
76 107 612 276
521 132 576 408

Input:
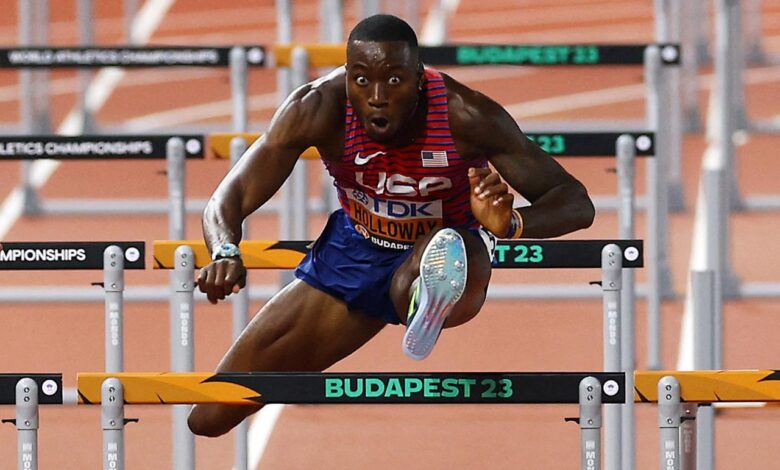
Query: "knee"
458 230 492 285
187 406 231 438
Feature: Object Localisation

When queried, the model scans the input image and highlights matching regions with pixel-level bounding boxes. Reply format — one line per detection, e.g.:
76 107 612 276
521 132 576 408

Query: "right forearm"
202 194 245 254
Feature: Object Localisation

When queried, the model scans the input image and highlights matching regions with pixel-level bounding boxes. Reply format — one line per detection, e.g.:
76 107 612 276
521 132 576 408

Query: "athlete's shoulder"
269 67 347 147
436 71 512 156
286 67 346 118
438 71 505 123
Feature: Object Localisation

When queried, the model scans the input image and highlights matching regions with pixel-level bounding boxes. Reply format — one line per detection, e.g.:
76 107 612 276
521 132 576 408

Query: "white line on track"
677 65 780 371
245 404 284 469
122 92 279 130
0 69 226 105
446 2 652 31
123 64 780 132
0 5 307 44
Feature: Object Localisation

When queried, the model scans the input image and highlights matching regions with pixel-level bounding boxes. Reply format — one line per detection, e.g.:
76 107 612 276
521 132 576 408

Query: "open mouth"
369 116 390 131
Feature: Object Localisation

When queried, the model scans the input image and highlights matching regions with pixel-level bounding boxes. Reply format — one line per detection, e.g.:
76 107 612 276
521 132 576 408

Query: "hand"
196 258 247 304
468 167 514 236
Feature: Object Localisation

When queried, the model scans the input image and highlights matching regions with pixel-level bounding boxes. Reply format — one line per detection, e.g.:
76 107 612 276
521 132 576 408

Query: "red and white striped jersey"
323 68 488 250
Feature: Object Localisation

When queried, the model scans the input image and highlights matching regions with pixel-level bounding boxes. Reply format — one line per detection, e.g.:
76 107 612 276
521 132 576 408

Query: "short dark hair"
348 14 418 50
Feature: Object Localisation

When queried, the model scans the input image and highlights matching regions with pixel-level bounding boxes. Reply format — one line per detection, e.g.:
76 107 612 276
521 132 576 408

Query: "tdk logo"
0 248 87 263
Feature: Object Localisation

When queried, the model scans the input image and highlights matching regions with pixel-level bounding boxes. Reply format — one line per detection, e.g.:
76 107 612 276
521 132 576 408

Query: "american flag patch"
421 150 449 168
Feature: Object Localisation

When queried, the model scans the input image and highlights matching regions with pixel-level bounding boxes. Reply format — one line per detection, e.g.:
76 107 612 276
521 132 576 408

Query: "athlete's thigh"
188 279 386 436
217 278 386 373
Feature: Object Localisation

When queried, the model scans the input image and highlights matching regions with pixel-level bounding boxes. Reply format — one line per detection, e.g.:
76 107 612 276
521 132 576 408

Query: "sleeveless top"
323 68 488 251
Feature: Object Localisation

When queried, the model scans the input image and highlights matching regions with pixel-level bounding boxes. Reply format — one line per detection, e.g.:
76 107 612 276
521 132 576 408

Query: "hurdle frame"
153 238 642 468
0 46 258 217
0 241 145 402
73 371 624 470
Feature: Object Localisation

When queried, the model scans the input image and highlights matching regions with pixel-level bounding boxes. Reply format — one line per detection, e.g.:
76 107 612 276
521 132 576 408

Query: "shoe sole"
402 228 467 360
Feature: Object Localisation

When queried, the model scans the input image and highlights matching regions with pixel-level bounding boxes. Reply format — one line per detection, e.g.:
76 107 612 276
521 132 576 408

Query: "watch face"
214 243 240 260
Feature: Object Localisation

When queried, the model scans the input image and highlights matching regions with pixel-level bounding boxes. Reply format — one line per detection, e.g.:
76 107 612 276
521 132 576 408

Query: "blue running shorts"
295 209 411 324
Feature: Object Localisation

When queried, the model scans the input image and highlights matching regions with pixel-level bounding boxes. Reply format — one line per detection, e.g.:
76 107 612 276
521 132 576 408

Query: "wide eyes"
353 75 403 86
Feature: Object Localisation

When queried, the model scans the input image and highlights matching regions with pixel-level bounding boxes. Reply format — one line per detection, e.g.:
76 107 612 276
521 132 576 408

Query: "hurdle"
73 371 624 470
208 130 657 247
634 369 780 469
154 240 641 469
0 241 144 377
7 368 780 469
0 45 264 216
153 238 643 299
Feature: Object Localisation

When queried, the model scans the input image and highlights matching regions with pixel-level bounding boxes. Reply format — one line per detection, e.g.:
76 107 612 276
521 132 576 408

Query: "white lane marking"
122 92 279 130
0 189 24 239
421 0 461 45
0 69 226 105
239 404 284 470
677 146 719 371
677 66 780 371
123 65 780 131
446 2 651 30
0 4 314 43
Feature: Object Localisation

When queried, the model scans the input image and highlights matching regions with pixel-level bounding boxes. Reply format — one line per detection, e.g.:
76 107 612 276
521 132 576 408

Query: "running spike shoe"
402 228 467 360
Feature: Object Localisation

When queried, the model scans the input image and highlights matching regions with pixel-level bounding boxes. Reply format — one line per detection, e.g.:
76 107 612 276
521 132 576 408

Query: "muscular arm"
447 75 594 238
203 74 343 252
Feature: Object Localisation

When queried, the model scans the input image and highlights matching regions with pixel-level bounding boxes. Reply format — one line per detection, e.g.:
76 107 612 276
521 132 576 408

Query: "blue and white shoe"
402 228 467 360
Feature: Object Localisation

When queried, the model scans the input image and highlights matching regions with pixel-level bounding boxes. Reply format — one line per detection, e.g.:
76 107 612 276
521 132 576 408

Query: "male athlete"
188 15 594 437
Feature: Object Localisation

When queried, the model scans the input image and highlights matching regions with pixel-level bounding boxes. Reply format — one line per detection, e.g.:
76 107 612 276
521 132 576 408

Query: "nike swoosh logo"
354 151 386 165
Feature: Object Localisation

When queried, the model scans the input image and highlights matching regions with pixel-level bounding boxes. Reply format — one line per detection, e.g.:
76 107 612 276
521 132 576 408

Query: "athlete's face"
346 40 422 143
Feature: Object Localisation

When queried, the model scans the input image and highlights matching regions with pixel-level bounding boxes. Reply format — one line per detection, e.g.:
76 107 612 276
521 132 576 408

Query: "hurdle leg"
103 246 125 373
680 0 703 132
578 377 602 470
644 44 670 370
601 245 622 470
230 137 250 470
695 404 714 469
617 136 637 470
15 378 39 470
168 135 193 470
658 376 682 470
171 246 195 470
680 403 697 470
166 138 187 240
102 378 125 470
691 270 715 469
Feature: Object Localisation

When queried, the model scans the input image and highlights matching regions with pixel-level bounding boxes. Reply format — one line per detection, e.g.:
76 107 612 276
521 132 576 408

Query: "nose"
368 83 388 108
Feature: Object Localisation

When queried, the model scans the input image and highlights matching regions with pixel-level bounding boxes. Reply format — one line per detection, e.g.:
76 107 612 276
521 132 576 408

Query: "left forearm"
514 181 594 238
